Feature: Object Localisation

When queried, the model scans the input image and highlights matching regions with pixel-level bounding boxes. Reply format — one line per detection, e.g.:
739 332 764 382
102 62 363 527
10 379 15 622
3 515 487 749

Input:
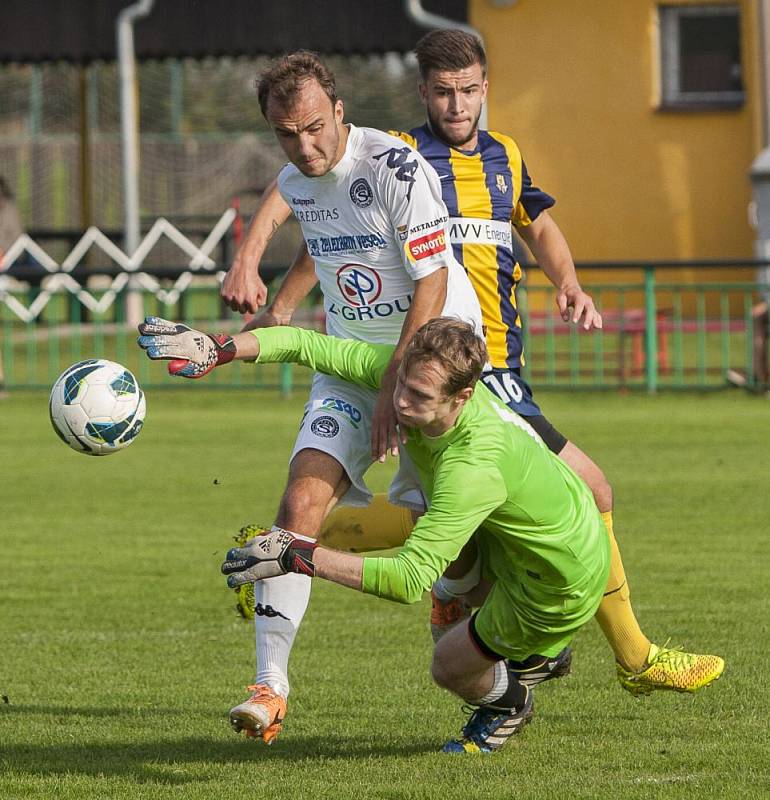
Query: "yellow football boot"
617 642 724 696
231 524 269 619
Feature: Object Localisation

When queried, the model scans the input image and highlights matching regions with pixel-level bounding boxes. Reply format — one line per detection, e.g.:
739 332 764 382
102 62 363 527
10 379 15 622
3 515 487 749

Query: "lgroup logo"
336 264 382 307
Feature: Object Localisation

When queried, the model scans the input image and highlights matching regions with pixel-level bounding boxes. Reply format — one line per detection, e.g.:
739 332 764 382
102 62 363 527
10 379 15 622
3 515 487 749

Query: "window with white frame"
658 4 744 109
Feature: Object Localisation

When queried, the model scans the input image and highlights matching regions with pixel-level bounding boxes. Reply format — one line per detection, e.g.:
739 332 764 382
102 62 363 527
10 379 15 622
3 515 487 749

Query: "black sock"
508 653 548 671
485 672 527 711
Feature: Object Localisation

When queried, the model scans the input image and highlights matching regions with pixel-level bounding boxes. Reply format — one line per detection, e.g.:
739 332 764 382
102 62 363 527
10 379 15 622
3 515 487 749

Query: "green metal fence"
1 264 767 393
518 262 766 391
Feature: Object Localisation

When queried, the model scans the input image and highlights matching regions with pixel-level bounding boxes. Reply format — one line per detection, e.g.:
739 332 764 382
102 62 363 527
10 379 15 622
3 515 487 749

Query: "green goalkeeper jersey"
254 326 609 632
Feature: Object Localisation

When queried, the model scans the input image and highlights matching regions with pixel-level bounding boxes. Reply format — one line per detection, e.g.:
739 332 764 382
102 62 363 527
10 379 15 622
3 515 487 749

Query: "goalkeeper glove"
137 315 236 378
221 526 318 585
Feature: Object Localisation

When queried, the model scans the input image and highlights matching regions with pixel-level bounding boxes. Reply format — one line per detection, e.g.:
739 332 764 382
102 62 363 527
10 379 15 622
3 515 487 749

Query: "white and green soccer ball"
49 359 146 456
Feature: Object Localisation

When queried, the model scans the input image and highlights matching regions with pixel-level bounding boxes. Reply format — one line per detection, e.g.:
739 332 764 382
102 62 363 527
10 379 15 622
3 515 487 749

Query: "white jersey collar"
326 123 360 179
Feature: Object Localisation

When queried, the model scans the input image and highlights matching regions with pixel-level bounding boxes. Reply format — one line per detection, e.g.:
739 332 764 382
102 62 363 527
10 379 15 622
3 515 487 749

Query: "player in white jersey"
277 122 479 347
217 52 480 743
278 122 480 501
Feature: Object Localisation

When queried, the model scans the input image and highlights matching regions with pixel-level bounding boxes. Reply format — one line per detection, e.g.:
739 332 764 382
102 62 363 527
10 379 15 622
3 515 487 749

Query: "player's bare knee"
430 651 460 691
430 624 471 690
276 484 327 536
277 449 349 534
558 441 614 512
589 470 613 512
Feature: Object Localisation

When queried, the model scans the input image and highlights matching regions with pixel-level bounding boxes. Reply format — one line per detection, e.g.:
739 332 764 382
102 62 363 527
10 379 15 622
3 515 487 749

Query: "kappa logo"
496 174 509 194
373 146 419 201
349 178 374 207
255 603 290 620
407 229 447 261
310 416 340 438
336 264 382 306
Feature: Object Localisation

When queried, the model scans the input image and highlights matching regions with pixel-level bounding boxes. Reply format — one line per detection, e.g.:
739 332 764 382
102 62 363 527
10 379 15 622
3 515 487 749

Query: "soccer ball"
49 359 146 456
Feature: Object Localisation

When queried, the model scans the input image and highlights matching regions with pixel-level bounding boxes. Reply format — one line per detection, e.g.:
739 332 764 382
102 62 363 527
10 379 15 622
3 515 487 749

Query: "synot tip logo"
406 229 447 262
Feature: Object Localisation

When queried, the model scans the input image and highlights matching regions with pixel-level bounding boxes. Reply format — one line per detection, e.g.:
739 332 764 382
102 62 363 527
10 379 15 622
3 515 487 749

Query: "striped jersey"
391 124 554 369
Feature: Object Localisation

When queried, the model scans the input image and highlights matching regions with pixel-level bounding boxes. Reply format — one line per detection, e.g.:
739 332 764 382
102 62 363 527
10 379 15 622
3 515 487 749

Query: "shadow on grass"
0 709 439 784
0 704 183 718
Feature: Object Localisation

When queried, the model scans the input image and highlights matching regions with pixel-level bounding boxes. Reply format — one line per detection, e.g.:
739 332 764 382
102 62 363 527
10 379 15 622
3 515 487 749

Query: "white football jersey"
278 124 482 344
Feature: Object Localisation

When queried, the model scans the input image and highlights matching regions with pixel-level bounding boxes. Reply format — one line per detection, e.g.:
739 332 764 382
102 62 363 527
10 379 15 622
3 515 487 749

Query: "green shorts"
472 581 590 661
472 540 609 662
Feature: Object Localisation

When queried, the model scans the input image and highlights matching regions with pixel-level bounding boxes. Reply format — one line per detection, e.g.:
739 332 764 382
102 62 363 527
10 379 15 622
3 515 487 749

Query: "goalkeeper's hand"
221 526 318 585
137 316 236 378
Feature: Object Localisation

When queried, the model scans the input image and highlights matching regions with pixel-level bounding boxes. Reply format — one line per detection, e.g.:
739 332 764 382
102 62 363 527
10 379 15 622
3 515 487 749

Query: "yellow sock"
594 511 652 672
318 494 415 552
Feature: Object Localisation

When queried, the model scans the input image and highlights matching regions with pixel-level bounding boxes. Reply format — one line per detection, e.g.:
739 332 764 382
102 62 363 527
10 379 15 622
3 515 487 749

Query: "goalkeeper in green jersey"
139 316 610 753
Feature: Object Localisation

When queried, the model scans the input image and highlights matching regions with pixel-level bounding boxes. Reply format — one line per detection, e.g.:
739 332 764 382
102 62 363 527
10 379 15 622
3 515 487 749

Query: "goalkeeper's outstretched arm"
137 316 391 388
219 529 395 598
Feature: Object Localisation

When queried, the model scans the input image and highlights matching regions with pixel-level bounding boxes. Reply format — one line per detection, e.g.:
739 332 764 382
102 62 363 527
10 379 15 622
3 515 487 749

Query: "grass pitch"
1 387 768 800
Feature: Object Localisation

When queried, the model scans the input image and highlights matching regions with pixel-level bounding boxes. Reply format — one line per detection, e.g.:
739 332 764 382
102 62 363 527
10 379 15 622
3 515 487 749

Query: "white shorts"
291 373 426 511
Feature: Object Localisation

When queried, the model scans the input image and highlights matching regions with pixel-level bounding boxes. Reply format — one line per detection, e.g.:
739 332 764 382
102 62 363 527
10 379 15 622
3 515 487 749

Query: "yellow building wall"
471 0 762 285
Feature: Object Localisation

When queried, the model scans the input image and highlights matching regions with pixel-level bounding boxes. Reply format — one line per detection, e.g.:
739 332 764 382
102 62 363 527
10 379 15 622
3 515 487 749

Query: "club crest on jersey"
336 264 382 306
406 229 446 262
397 224 408 241
373 147 419 201
349 178 374 208
496 174 509 194
310 416 340 438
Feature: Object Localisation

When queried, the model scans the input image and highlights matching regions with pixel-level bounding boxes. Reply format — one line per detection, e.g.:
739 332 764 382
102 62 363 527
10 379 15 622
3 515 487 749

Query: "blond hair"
402 318 487 396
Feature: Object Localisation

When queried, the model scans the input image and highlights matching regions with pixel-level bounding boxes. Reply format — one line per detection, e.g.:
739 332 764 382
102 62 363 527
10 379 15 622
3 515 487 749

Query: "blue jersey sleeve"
513 160 555 227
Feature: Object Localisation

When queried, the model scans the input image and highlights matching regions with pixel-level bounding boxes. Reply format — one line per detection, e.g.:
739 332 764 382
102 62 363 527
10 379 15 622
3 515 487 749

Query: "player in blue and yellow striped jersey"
390 125 554 381
221 31 723 698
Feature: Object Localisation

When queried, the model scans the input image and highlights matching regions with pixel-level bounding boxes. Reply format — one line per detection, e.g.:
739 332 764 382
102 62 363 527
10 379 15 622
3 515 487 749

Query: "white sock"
432 552 482 600
253 571 311 698
478 660 508 705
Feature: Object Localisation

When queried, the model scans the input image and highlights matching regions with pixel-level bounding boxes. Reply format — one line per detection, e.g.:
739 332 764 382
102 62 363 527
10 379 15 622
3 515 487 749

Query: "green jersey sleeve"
361 460 507 603
252 327 394 390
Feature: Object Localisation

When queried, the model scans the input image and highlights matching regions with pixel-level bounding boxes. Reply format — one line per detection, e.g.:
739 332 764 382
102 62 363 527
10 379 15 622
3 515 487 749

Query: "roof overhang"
1 0 468 64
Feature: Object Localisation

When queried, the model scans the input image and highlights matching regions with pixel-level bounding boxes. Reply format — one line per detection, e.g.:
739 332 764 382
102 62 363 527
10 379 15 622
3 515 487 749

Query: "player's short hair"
402 318 488 397
414 29 487 80
257 51 338 118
